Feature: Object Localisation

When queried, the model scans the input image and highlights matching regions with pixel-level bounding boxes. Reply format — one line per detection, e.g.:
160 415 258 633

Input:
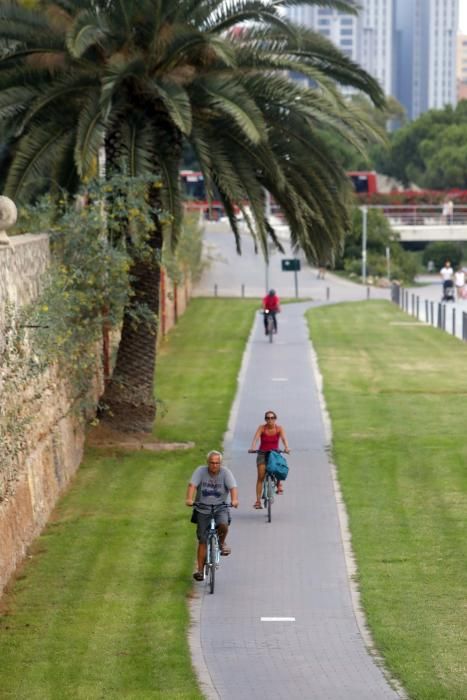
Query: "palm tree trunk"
100 222 162 433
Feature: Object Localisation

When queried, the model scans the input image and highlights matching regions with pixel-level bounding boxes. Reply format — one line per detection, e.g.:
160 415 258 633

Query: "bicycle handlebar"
248 449 288 453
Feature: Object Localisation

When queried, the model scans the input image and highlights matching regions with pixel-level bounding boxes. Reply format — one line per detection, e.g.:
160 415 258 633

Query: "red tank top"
259 426 280 451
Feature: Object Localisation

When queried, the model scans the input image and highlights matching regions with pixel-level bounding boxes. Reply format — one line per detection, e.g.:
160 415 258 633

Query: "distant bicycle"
249 450 286 522
193 502 230 594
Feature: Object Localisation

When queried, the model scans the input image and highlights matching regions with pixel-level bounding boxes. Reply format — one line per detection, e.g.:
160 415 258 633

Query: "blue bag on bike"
266 451 289 481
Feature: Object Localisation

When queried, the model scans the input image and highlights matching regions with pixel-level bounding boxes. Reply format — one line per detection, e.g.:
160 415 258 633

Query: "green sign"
281 258 301 272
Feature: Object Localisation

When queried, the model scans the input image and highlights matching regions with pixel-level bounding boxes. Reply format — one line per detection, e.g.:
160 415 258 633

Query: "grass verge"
307 300 467 700
0 298 259 700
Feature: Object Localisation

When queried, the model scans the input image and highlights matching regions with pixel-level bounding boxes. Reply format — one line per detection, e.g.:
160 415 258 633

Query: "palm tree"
0 0 385 432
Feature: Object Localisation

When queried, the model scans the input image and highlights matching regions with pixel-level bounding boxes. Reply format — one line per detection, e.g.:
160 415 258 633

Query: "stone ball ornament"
0 195 17 245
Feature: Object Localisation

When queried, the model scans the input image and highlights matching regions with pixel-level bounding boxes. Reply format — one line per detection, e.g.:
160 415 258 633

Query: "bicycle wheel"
268 317 274 343
267 476 273 522
208 537 217 594
262 477 268 510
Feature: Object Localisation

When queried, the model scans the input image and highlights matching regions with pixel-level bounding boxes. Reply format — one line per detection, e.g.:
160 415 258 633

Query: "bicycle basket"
266 451 289 481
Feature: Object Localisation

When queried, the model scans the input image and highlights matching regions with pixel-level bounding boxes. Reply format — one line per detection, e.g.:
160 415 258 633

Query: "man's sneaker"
193 571 204 581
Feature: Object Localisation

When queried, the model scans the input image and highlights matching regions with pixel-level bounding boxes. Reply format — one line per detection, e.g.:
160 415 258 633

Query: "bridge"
203 203 467 245
374 204 467 242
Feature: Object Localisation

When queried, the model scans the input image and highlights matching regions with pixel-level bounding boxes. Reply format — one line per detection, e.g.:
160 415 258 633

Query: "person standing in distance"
186 451 238 581
440 260 454 295
262 289 281 335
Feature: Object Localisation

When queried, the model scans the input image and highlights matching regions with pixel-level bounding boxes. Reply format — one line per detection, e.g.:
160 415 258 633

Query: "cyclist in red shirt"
262 289 280 334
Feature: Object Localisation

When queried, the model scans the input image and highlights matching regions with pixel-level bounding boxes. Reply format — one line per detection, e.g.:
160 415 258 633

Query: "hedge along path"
0 298 259 700
307 300 467 700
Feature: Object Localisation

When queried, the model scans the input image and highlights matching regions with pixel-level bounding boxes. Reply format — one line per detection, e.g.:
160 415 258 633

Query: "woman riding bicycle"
249 411 289 509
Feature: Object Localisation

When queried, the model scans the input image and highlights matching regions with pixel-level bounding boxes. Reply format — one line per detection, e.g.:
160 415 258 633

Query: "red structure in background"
347 171 378 194
348 170 467 205
180 170 224 219
182 168 467 212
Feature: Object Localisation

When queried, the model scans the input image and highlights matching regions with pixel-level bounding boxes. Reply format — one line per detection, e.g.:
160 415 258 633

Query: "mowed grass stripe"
307 300 467 700
0 298 259 700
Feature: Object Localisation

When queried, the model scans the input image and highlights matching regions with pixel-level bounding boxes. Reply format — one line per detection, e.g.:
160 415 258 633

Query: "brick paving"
192 300 403 699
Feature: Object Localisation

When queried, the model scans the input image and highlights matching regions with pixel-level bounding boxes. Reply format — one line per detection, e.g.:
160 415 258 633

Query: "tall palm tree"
0 0 385 432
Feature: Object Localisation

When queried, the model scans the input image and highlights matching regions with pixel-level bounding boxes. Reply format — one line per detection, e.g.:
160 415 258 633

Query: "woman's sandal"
276 485 284 494
220 546 231 556
253 501 263 509
193 571 204 581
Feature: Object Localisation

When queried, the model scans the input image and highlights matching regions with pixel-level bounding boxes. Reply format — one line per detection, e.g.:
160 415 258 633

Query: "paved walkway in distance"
192 300 403 699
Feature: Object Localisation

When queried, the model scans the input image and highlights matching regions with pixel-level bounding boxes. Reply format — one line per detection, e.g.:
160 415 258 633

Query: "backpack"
266 451 289 481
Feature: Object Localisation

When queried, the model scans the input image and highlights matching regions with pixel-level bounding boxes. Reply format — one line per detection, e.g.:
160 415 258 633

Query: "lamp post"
361 205 368 284
265 189 271 293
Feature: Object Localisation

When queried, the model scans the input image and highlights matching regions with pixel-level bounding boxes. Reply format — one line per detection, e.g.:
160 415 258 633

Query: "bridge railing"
375 205 467 227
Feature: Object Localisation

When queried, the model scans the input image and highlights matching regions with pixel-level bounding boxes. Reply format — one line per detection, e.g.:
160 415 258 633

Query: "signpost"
281 258 301 298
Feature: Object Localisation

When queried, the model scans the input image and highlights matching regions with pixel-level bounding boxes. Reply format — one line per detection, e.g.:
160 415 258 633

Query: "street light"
264 189 271 293
361 205 368 284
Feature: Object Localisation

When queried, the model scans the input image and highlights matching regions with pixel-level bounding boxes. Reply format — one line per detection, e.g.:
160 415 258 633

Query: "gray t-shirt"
190 466 237 511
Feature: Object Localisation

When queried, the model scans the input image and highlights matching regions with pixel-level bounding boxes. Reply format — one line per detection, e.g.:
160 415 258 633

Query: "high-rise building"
286 1 395 96
395 0 458 119
287 1 459 120
456 34 467 101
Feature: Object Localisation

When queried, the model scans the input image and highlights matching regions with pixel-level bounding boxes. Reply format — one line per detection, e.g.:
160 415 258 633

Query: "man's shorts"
195 508 230 543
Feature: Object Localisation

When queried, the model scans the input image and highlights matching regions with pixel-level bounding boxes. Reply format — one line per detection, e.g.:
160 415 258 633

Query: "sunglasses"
265 415 276 420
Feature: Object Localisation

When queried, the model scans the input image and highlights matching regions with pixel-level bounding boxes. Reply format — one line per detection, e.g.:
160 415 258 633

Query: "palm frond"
66 10 107 58
75 94 107 177
158 160 183 250
5 125 74 200
151 79 192 135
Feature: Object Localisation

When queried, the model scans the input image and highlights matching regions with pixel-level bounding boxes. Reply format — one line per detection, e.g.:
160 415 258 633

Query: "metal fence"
391 283 467 342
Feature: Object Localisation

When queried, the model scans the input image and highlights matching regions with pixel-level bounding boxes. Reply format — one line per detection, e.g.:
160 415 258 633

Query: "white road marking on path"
260 617 296 622
271 377 288 381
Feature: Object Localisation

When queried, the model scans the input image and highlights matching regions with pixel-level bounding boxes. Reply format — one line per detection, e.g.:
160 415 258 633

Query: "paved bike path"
192 301 402 699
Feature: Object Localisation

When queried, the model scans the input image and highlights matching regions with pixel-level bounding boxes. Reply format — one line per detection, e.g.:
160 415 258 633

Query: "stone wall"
0 234 49 319
0 234 192 595
0 234 88 594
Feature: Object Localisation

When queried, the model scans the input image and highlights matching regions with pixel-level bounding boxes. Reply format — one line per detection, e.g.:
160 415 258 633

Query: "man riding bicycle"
262 289 280 335
186 450 238 581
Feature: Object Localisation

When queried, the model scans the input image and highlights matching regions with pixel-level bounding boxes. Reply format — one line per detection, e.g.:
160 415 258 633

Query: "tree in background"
376 102 467 189
421 242 466 272
336 207 418 283
0 0 384 431
319 94 403 171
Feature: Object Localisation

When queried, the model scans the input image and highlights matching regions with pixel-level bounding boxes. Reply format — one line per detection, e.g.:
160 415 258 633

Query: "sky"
461 5 467 34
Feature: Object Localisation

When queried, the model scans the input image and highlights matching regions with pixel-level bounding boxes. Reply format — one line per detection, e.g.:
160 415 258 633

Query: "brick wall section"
0 233 191 595
159 267 192 338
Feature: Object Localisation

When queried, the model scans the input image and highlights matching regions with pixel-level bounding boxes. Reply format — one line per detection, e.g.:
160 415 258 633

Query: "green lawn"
307 300 467 700
0 298 259 700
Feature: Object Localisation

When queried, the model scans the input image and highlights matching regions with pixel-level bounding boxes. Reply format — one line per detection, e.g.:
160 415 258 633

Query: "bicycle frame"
262 470 276 522
205 513 220 568
249 450 286 523
193 502 229 594
263 310 275 343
